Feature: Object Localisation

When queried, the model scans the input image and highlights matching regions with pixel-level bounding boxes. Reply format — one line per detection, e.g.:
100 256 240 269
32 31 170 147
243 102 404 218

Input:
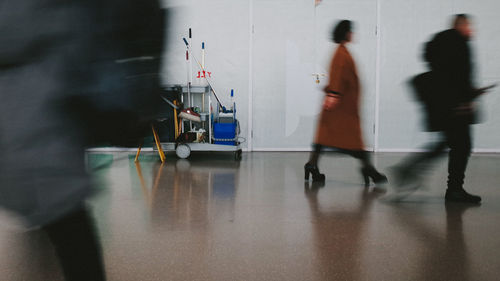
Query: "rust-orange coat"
314 44 364 150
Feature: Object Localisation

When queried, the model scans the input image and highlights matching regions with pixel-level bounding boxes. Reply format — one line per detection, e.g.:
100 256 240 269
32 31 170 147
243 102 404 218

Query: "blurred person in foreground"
393 14 496 203
0 1 165 280
304 20 387 186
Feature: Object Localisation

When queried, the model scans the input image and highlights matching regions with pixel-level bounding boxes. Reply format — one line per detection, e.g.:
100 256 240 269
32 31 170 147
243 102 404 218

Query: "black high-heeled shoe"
304 163 326 182
361 166 388 187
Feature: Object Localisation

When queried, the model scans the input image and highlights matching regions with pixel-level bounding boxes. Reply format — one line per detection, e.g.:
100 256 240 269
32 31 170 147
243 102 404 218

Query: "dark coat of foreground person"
0 1 165 280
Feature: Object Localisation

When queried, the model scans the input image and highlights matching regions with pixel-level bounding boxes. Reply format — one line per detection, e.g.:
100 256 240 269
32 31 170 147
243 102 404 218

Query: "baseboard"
86 147 500 154
472 149 500 153
378 148 500 153
376 148 428 153
252 147 376 152
86 147 153 153
252 148 311 152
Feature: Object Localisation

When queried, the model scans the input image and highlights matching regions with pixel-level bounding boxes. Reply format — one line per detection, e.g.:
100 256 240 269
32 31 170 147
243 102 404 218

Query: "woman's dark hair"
332 20 352 43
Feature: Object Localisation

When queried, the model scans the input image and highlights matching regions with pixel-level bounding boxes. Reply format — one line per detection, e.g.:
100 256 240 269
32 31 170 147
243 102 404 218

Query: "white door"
251 0 378 151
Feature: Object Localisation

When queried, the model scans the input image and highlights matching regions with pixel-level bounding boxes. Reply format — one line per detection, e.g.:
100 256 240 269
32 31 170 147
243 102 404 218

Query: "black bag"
410 71 451 132
410 71 435 104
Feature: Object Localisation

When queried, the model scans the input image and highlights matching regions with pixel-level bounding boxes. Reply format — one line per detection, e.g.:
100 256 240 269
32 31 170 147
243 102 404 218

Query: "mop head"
179 108 201 122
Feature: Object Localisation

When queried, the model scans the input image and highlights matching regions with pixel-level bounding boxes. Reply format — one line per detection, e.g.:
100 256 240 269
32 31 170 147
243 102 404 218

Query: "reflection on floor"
1 152 500 281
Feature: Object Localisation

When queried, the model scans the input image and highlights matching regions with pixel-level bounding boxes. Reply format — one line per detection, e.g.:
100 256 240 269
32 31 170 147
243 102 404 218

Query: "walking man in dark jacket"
394 14 494 203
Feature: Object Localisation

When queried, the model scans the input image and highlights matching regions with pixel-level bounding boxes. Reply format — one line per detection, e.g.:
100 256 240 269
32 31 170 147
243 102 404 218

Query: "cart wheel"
235 149 242 161
176 144 191 159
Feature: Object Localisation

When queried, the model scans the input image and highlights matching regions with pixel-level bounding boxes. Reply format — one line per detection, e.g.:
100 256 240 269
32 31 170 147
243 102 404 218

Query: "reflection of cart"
159 84 243 160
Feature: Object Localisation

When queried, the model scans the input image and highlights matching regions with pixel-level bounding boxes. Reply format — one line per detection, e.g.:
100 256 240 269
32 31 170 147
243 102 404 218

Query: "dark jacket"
0 0 164 228
419 29 477 131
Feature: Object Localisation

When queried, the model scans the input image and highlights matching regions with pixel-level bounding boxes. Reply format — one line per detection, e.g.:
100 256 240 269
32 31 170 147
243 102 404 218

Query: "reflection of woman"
305 182 382 280
305 20 386 185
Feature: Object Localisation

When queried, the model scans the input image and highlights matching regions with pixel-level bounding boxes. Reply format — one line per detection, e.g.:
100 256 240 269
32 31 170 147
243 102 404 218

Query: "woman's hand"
323 95 341 111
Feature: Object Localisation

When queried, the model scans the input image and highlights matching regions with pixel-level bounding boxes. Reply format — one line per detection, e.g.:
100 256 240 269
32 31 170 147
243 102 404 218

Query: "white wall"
162 0 251 149
162 0 500 152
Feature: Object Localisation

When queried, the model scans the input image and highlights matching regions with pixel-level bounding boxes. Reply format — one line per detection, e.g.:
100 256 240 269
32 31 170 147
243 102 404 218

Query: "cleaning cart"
160 84 243 160
152 29 244 160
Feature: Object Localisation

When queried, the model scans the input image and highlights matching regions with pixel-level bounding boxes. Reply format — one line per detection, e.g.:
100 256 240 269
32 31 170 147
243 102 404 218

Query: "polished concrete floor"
1 151 500 281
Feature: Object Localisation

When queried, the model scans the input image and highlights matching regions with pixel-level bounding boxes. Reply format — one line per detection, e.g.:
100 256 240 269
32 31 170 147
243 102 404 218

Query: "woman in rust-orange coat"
304 20 387 185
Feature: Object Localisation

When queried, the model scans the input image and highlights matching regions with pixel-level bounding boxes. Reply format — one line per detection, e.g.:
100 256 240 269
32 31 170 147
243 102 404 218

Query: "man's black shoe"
445 188 481 204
